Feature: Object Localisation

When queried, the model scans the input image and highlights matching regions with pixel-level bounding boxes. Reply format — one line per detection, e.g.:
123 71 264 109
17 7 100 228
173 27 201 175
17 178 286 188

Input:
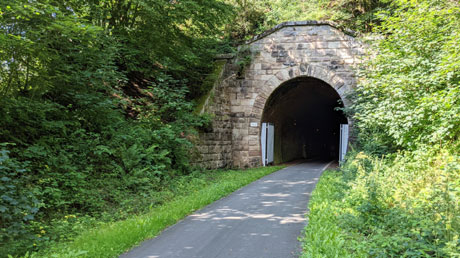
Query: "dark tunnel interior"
261 77 348 164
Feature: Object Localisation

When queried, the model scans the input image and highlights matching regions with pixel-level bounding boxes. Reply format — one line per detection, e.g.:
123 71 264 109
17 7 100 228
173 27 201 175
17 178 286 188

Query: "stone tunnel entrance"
261 77 348 164
194 22 363 169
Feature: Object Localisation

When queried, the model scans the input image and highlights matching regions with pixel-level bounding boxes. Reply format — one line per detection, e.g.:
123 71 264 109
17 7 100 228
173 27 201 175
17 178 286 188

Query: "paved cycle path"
121 161 333 258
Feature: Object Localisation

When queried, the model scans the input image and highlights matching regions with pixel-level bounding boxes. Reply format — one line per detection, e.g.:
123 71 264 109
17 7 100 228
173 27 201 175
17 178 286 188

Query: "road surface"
121 161 333 258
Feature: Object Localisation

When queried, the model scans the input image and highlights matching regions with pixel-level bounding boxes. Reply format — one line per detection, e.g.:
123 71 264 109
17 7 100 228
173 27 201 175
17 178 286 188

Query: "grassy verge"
302 150 459 258
23 166 284 258
300 169 365 258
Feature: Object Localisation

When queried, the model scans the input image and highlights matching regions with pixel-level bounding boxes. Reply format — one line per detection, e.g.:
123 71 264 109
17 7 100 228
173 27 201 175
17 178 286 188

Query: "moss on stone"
194 59 227 114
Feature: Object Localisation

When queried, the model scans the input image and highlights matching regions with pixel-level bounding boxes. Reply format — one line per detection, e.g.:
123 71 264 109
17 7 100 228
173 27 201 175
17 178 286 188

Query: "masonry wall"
193 59 235 169
196 22 365 169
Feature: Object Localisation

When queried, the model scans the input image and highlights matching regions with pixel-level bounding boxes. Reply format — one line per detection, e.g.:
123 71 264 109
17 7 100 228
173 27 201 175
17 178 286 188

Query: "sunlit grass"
301 169 366 258
28 166 285 258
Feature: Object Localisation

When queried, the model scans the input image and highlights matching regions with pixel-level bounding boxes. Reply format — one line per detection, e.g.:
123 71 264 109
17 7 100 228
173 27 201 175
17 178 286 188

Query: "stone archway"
250 64 349 120
194 21 364 169
248 64 351 166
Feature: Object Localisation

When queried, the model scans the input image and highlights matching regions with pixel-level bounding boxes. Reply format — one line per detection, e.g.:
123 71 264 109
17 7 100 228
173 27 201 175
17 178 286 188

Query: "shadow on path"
121 161 333 258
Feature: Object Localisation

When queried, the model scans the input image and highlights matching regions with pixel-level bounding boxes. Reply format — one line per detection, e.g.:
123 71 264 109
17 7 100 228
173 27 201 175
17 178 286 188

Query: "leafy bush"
0 146 41 253
303 150 459 257
0 0 121 97
350 0 460 151
344 151 459 256
303 0 459 257
1 0 226 256
0 76 209 256
224 0 390 41
301 169 366 258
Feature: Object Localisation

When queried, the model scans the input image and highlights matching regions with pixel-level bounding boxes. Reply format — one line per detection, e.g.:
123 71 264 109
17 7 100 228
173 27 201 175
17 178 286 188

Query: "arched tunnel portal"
261 77 348 164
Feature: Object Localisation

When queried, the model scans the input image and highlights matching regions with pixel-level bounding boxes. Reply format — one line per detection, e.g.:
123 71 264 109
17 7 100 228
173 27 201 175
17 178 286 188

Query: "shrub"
0 145 41 254
303 1 460 256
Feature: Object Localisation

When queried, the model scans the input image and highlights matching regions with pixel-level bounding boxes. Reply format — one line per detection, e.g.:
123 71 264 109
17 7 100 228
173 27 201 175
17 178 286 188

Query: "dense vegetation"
30 166 284 258
0 0 235 256
1 0 459 257
225 0 389 40
302 0 460 256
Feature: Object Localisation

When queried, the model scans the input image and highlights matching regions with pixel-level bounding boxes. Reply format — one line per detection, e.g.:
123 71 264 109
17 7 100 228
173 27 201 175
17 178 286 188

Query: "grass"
300 169 366 258
24 165 285 258
302 150 460 257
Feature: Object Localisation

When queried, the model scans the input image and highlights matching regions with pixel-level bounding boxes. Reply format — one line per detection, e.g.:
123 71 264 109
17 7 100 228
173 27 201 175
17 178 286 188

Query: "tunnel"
261 77 348 164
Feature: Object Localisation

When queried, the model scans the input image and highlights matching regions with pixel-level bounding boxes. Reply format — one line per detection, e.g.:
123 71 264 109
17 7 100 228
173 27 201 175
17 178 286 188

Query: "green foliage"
2 0 459 257
0 0 230 256
69 0 232 88
344 151 459 257
0 146 41 253
261 0 389 32
0 74 209 256
223 0 390 41
0 21 212 252
23 166 284 258
0 0 121 97
350 0 460 151
303 150 459 257
235 45 254 78
303 0 460 257
222 0 267 40
301 169 366 258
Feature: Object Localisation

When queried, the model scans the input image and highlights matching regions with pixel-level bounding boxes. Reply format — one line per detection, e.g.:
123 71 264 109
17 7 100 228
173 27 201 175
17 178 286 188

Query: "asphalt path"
121 161 333 258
